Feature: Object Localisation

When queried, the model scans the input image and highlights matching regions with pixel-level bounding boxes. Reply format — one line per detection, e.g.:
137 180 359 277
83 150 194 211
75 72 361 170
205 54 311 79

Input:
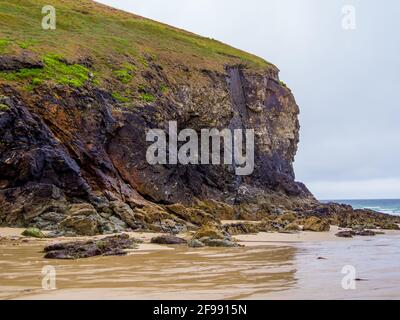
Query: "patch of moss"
43 54 90 87
112 92 130 103
140 93 155 103
160 84 169 94
0 103 10 112
0 39 9 53
0 54 91 88
113 66 136 84
17 39 37 49
21 228 45 238
279 80 287 88
31 78 43 86
139 56 149 67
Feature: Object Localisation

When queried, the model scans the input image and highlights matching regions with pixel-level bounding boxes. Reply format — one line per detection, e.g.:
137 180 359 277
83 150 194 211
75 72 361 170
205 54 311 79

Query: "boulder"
357 230 377 236
188 239 205 248
202 238 241 248
223 222 259 235
150 235 187 245
0 54 44 71
303 217 330 232
58 204 103 235
44 234 138 259
21 227 45 238
257 220 281 232
151 219 188 234
194 200 236 220
166 203 217 226
68 203 97 216
283 222 301 232
335 231 354 238
277 212 297 223
110 201 139 229
381 223 400 230
193 224 225 240
336 230 378 238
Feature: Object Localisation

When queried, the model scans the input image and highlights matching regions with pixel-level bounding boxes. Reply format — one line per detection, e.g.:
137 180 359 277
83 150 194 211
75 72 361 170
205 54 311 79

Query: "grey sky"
97 0 400 200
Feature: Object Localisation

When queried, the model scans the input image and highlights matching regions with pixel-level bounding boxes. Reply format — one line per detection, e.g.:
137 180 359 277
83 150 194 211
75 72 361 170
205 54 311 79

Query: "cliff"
4 0 387 236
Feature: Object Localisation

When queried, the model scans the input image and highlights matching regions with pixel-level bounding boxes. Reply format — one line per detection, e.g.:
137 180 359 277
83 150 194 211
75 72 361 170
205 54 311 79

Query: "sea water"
322 199 400 216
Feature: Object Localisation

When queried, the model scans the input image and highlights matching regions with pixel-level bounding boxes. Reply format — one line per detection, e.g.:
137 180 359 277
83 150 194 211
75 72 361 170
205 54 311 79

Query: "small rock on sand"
150 235 187 245
44 234 138 259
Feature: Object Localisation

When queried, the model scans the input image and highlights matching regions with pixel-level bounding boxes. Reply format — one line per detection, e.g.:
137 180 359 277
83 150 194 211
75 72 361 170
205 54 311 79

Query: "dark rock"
44 234 137 259
202 238 241 248
336 229 378 238
356 230 376 236
0 54 43 71
150 235 187 245
0 184 69 227
188 239 205 248
335 231 355 238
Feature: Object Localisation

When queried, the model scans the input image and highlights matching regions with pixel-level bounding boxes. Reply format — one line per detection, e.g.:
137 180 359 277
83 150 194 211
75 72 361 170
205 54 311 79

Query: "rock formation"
0 0 398 235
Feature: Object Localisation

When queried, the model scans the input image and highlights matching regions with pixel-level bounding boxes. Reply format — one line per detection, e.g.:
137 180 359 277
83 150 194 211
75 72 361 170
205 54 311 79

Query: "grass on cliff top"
0 54 91 88
0 0 277 103
0 0 272 79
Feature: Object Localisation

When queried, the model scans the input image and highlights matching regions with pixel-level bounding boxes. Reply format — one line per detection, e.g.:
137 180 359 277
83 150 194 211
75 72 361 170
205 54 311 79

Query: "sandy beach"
1 225 400 300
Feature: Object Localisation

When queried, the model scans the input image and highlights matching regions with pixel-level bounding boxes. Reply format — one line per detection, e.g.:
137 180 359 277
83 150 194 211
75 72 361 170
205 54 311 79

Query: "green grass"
140 93 155 103
138 56 149 68
0 39 9 53
0 0 274 94
17 39 37 49
113 63 136 84
112 92 130 103
0 54 90 87
43 54 90 87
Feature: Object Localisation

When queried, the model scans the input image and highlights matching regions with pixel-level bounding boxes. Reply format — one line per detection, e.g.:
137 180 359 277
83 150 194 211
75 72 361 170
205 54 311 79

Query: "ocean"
322 199 400 216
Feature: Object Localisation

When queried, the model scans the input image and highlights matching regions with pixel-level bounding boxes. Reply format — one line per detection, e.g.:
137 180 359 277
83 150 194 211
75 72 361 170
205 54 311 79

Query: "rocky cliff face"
0 0 318 235
0 60 314 234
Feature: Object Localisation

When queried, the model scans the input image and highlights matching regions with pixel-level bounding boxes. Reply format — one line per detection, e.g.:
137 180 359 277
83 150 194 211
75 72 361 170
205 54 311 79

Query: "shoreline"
1 225 400 300
235 225 400 246
1 224 399 249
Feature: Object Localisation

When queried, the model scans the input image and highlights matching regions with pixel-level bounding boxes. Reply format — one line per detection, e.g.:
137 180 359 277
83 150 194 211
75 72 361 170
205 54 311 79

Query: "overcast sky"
98 0 400 200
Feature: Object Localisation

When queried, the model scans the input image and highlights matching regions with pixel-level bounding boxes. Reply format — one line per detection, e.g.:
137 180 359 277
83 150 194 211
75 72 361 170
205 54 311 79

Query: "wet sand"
234 225 400 245
0 239 296 300
1 227 400 300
